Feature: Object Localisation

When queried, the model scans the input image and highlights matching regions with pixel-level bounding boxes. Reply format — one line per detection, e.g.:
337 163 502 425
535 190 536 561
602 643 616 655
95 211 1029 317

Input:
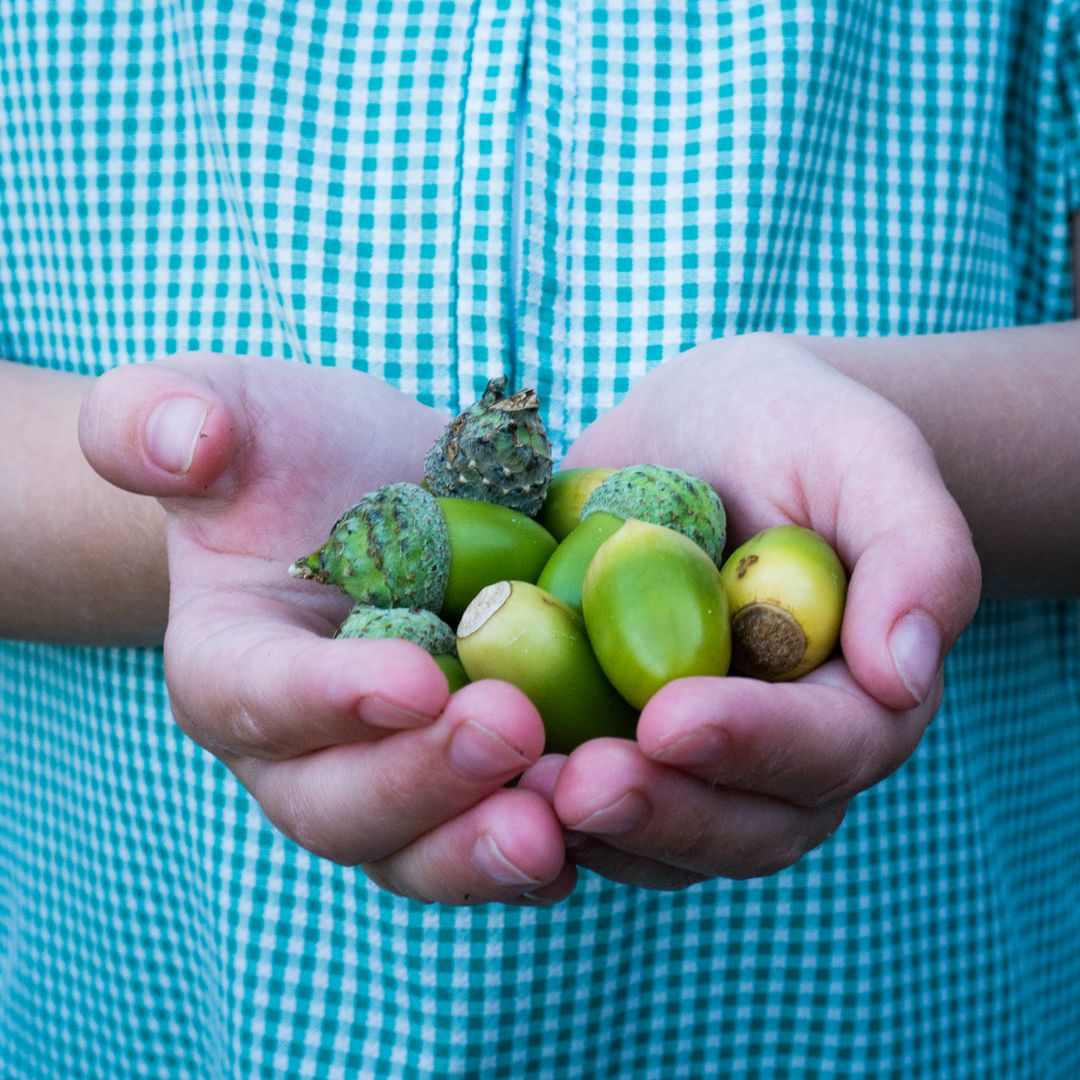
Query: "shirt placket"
451 0 533 413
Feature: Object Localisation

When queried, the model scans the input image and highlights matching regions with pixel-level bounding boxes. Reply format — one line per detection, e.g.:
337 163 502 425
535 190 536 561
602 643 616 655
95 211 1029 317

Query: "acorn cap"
581 463 727 565
423 376 554 517
288 482 450 610
336 605 458 657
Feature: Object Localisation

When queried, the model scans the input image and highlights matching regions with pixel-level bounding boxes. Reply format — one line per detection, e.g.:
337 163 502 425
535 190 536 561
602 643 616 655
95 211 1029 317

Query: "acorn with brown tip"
719 525 847 681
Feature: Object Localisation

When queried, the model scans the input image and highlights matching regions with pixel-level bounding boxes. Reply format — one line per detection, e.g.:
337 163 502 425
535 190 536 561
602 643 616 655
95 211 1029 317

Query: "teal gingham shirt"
3 2 1080 1077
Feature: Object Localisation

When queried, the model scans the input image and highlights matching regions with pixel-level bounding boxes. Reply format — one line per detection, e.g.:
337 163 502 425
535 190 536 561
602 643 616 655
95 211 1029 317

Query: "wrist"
0 362 168 645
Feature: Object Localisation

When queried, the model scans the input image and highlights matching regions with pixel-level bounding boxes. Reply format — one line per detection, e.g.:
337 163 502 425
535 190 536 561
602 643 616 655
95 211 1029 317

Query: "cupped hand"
520 333 981 889
79 355 574 905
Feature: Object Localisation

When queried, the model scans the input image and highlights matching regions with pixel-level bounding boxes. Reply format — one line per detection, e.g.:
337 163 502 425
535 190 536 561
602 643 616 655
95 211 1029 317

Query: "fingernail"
358 695 436 731
472 834 540 887
522 879 571 904
449 719 530 780
651 725 724 766
566 790 651 836
889 610 942 704
146 396 210 475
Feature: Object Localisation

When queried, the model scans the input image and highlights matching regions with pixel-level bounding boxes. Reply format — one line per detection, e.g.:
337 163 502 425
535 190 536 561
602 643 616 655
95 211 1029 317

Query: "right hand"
520 333 981 891
79 354 574 905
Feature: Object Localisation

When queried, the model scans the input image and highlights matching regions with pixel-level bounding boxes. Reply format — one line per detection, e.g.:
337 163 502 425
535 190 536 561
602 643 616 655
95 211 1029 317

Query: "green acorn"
535 510 625 615
423 377 554 517
336 605 458 656
581 463 728 566
289 484 556 622
536 466 617 541
719 525 847 681
288 483 450 610
582 520 731 710
336 604 471 691
437 497 557 624
456 580 636 753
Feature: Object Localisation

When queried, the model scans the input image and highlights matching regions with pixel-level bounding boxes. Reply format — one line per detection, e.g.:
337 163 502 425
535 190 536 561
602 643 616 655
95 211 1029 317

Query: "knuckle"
780 806 847 872
267 787 349 864
739 836 810 880
362 863 438 905
803 747 869 809
222 702 292 761
649 870 710 893
802 721 902 810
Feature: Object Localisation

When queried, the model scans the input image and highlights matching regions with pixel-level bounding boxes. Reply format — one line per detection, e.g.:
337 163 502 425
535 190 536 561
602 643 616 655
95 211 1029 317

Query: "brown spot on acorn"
736 554 759 578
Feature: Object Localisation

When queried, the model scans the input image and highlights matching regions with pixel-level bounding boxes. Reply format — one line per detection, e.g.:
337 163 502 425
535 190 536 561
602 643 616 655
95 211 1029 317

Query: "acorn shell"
423 377 554 517
582 520 731 710
536 466 617 541
535 510 624 615
436 497 558 624
719 524 847 681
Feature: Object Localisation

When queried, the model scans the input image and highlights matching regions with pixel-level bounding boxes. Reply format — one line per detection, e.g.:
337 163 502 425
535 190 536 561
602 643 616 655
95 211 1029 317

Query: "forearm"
807 321 1080 597
0 361 168 645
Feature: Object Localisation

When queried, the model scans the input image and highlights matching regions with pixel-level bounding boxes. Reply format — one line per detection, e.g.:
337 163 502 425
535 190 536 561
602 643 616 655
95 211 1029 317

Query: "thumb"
78 359 237 501
836 454 983 712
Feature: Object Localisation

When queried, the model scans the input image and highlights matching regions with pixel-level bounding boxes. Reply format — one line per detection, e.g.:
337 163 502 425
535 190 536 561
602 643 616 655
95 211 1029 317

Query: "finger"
517 755 701 893
554 739 846 879
636 663 941 808
563 834 710 891
516 753 568 802
364 788 568 905
504 860 580 907
233 679 547 866
165 603 452 759
78 358 237 500
832 417 982 710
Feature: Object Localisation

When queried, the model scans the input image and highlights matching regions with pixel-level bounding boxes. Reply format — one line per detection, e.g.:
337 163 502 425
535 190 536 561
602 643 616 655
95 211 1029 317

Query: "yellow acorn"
719 525 847 681
536 467 617 541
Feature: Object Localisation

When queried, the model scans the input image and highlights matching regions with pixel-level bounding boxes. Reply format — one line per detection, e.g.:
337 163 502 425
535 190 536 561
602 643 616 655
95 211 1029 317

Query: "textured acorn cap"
336 605 458 657
581 463 727 565
288 482 450 610
423 376 554 517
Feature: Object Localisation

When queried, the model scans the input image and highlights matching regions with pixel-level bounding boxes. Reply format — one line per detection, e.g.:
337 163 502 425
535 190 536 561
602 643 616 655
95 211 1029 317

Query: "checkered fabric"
2 1 1080 1077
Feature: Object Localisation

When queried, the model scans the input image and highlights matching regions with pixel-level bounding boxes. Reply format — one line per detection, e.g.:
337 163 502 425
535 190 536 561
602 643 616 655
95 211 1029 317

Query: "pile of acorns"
289 379 847 753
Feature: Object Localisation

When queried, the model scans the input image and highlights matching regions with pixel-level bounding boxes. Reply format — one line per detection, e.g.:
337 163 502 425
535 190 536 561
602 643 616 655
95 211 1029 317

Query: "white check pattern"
2 1 1079 1077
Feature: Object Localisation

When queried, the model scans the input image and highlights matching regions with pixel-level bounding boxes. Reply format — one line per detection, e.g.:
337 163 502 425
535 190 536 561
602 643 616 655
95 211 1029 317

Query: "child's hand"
521 333 981 888
79 356 573 905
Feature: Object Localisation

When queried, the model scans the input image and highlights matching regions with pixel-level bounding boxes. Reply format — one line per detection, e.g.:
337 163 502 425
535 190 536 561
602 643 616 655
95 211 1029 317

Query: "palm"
525 334 981 888
81 354 569 904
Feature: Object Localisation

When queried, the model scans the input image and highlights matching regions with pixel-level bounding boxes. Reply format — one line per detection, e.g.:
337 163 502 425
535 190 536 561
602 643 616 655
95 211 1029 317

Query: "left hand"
519 333 981 889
